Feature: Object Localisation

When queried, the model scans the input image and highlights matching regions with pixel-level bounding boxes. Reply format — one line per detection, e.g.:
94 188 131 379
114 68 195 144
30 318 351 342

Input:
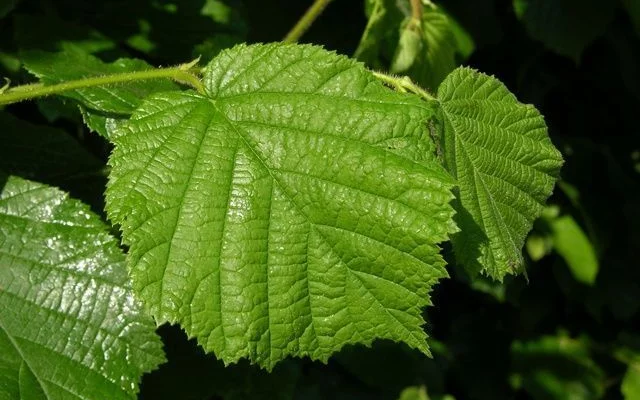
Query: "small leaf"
548 214 599 285
0 174 165 399
356 0 469 91
398 385 430 400
391 21 424 73
107 43 456 369
513 0 615 61
438 67 563 280
391 6 460 91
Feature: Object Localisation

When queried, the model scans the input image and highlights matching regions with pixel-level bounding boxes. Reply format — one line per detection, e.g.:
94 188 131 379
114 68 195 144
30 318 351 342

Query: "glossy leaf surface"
0 175 165 399
107 43 456 369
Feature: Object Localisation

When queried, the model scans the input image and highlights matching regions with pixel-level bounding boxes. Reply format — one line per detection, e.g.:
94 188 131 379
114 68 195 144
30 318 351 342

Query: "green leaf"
437 67 563 279
622 363 640 400
391 6 460 91
0 111 102 181
106 43 456 370
513 0 615 61
22 44 178 120
354 0 403 69
548 214 599 285
511 333 605 400
356 1 469 90
0 174 165 399
398 386 430 400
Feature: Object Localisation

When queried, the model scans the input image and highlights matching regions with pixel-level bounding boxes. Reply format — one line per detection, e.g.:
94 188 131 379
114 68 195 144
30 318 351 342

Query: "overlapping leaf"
437 67 563 279
355 0 471 91
22 45 178 138
0 175 165 399
106 43 457 369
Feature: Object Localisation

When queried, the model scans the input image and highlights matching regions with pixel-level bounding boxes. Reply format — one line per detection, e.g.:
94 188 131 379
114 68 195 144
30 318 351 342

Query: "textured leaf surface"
107 43 456 369
438 67 563 279
513 0 614 61
0 175 165 399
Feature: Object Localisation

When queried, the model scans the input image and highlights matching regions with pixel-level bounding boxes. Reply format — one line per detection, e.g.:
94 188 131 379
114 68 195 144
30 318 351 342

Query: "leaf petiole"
283 0 333 43
371 70 437 101
0 66 205 106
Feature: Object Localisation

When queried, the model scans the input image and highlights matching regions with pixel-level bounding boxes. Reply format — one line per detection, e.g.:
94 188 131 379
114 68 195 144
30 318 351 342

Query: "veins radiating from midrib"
207 96 439 356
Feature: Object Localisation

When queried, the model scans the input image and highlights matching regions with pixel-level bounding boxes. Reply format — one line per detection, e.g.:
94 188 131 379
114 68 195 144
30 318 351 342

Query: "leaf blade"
107 43 456 369
0 175 165 399
438 67 563 279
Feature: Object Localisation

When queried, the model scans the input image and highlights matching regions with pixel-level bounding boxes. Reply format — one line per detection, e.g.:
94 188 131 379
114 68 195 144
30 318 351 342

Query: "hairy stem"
410 0 423 22
372 71 436 101
283 0 333 44
0 67 204 106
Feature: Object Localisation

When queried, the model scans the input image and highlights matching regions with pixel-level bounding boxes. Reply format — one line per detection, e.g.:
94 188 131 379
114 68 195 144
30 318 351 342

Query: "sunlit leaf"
106 43 456 369
0 175 165 399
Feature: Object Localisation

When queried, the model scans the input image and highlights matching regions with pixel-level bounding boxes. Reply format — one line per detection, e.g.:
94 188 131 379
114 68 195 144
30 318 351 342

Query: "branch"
283 0 333 44
0 66 204 106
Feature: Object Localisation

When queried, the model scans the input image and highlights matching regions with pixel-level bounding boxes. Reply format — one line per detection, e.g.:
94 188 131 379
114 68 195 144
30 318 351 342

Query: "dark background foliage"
1 0 638 399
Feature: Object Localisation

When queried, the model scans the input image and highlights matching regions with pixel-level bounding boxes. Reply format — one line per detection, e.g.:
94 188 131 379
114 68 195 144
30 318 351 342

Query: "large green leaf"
437 67 563 279
106 43 456 369
513 0 615 61
0 175 165 399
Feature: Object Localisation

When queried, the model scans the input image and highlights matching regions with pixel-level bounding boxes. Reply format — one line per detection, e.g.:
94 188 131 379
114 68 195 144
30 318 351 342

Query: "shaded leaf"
622 0 640 36
437 67 563 279
398 386 430 400
0 0 18 18
391 6 460 91
511 334 605 400
21 44 178 138
0 111 102 180
548 213 599 285
0 174 165 399
106 43 456 369
513 0 615 61
356 0 471 90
